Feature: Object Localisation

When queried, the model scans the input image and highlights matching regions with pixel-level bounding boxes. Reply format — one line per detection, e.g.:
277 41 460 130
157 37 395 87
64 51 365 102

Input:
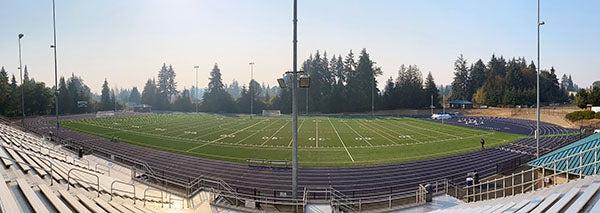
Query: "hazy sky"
1 0 598 93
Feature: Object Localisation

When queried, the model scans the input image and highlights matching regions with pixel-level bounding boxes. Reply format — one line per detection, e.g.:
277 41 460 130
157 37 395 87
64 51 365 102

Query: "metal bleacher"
0 122 210 213
434 133 600 213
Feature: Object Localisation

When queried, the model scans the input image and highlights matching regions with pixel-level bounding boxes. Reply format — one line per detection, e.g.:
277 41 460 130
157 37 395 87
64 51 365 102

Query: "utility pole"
371 72 375 117
51 0 60 133
536 0 545 158
291 0 299 209
194 65 199 113
249 62 255 117
430 95 434 115
17 34 25 127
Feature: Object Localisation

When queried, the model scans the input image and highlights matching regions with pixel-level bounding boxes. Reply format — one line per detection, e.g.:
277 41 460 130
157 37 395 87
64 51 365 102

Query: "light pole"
371 71 375 117
291 0 299 206
194 65 199 113
249 62 255 117
17 34 25 127
51 0 60 133
536 0 545 158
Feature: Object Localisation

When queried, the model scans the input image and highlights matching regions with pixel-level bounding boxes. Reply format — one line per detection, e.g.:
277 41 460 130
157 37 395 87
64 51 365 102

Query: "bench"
530 193 561 213
565 182 600 213
16 179 50 213
0 174 20 212
0 146 13 167
76 194 106 213
5 147 31 172
58 189 92 213
38 184 71 213
545 187 580 213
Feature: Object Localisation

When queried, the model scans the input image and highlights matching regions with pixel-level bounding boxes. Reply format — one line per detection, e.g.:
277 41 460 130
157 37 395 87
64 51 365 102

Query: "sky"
0 0 598 93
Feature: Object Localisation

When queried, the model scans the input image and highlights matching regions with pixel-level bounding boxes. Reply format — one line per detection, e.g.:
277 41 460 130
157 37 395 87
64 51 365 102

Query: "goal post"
262 110 282 117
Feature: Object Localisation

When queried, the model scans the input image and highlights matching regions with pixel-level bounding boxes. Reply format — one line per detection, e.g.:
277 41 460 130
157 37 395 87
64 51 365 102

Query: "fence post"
579 153 583 178
521 173 524 194
542 167 545 188
503 178 506 197
554 162 557 186
595 148 598 175
532 168 535 192
512 173 515 196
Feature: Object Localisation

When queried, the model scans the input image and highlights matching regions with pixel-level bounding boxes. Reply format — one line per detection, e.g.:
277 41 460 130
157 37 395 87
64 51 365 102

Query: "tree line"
0 50 586 118
450 54 572 106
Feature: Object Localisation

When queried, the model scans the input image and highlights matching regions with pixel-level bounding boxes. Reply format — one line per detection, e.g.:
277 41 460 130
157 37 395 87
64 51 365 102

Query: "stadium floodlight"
277 78 287 89
299 74 310 88
17 33 25 127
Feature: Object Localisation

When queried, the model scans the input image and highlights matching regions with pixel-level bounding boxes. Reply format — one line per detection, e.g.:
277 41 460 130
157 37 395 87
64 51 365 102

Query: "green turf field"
61 113 524 166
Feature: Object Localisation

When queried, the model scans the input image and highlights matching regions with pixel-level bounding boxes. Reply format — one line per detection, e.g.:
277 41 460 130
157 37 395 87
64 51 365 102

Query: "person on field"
480 138 485 149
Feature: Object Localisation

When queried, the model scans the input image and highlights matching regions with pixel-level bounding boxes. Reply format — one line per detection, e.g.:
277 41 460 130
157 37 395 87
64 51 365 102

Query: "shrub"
566 110 596 121
596 111 600 119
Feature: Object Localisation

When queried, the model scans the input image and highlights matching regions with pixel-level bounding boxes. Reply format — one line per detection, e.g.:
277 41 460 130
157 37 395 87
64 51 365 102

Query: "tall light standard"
536 0 545 158
291 0 299 205
194 65 199 113
276 0 308 208
51 0 60 133
17 34 25 127
371 71 375 117
249 62 255 117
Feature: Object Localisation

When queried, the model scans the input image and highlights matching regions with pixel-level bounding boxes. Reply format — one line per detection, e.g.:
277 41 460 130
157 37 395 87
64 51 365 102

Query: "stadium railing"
464 144 600 203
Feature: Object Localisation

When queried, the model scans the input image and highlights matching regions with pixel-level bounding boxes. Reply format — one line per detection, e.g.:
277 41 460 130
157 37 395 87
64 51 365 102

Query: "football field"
61 113 523 166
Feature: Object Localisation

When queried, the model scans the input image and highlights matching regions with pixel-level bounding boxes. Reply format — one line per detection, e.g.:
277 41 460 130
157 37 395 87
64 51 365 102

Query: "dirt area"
375 106 584 129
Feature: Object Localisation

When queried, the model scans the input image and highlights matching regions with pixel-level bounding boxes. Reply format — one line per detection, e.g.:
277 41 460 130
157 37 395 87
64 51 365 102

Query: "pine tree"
450 54 470 100
424 72 440 107
57 77 72 114
100 79 112 110
141 79 157 106
202 64 235 112
0 67 9 114
129 87 141 104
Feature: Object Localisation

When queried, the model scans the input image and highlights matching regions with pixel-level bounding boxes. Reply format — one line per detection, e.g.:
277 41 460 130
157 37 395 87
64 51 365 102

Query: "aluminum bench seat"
38 184 72 213
16 179 50 213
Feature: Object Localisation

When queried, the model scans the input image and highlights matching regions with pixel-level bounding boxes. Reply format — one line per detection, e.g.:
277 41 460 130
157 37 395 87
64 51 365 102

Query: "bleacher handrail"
110 180 136 204
67 167 100 197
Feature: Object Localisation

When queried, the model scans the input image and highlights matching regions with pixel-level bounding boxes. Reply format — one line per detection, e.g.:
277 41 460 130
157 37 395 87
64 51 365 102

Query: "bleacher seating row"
435 175 600 212
0 122 206 212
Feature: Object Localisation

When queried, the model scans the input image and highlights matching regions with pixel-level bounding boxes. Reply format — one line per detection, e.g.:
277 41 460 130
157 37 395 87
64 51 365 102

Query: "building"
132 104 152 112
448 100 473 109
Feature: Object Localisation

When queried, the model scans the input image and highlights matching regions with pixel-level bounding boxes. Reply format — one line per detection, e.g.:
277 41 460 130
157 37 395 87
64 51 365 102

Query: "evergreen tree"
57 77 72 114
156 64 177 109
141 79 157 106
346 49 381 112
202 64 235 112
0 67 9 115
450 54 470 100
129 87 141 104
100 79 112 110
174 89 194 112
424 72 440 107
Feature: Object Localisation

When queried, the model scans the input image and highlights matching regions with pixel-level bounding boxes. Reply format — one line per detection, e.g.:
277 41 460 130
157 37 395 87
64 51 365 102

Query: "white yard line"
234 119 279 144
328 118 354 162
315 121 319 148
186 119 268 152
261 120 290 145
371 120 421 143
344 121 373 146
402 120 460 139
357 120 398 145
288 118 306 147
